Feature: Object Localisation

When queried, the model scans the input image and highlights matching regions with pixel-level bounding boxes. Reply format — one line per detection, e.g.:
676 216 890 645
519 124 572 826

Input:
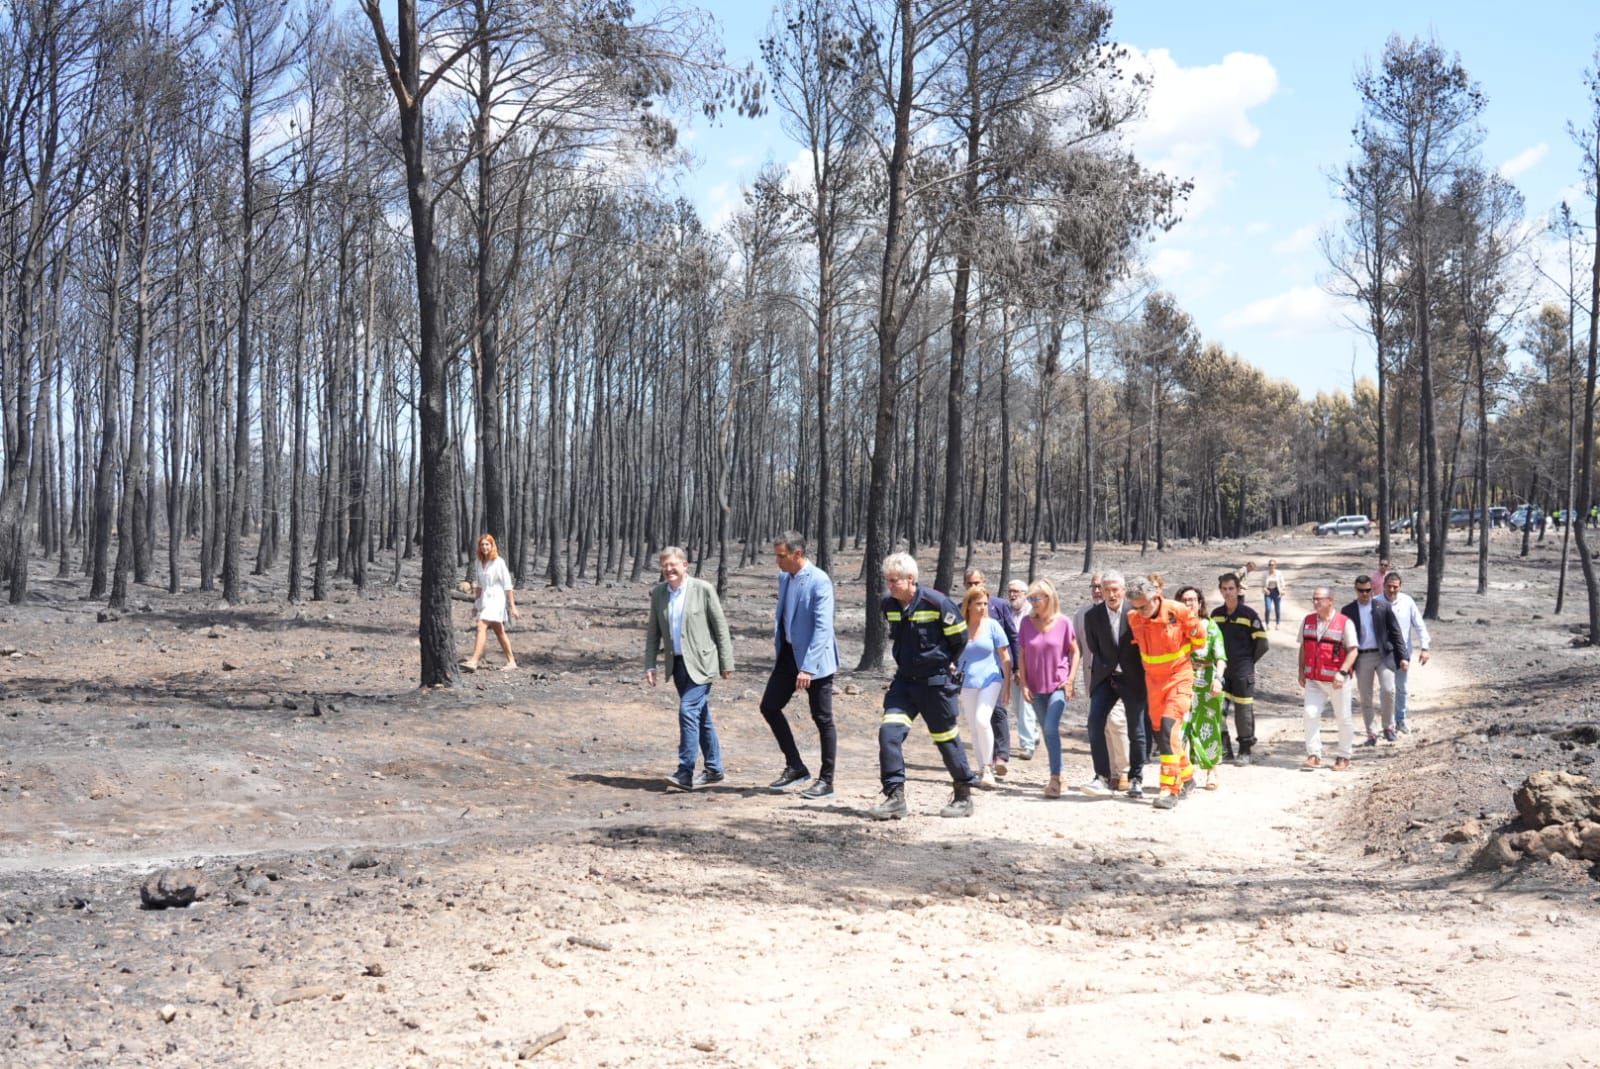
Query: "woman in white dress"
463 533 519 671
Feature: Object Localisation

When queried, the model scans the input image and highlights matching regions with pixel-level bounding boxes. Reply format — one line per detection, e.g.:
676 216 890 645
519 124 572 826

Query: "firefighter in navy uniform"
867 552 979 820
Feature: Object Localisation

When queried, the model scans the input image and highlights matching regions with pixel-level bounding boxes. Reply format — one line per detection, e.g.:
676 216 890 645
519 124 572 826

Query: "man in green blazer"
645 546 736 790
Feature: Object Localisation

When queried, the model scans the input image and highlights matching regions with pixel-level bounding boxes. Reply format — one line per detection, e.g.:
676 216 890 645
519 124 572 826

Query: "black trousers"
1221 663 1257 756
758 644 837 782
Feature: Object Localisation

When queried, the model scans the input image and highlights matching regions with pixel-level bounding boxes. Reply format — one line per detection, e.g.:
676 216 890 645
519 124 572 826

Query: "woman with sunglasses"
1018 579 1078 798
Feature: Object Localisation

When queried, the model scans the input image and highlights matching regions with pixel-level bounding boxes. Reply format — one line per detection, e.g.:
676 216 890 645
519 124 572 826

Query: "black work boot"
867 787 908 821
939 781 974 818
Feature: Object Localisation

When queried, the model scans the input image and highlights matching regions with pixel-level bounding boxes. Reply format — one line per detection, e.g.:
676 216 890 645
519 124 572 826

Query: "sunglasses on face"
1355 587 1372 594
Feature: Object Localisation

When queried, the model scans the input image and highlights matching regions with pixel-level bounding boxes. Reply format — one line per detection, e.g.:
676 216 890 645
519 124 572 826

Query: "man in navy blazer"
1341 574 1408 745
759 531 841 799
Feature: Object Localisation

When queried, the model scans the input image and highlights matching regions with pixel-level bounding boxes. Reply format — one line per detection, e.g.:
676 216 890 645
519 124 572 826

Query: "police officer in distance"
867 552 979 820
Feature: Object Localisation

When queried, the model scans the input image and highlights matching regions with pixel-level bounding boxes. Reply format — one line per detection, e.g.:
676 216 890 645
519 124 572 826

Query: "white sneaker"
978 768 998 790
1079 776 1113 798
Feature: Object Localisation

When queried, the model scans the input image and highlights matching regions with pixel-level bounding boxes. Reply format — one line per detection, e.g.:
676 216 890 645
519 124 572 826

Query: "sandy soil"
1 531 1597 1068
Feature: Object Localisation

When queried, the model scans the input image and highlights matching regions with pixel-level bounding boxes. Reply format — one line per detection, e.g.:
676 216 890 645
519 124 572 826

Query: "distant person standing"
645 546 735 791
1261 559 1285 627
462 534 519 671
758 532 839 800
1298 586 1359 771
965 568 1019 775
1376 571 1430 735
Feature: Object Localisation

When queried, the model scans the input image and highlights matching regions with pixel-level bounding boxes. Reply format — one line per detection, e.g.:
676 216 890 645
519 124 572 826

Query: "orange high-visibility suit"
1128 597 1209 798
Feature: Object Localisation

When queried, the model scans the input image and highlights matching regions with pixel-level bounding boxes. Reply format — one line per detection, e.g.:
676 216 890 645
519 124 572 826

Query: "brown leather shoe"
1301 754 1321 771
1113 774 1130 791
1332 756 1352 771
1043 775 1062 798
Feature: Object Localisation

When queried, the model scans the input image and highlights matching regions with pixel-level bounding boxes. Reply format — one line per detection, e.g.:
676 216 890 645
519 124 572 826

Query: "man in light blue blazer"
758 531 840 799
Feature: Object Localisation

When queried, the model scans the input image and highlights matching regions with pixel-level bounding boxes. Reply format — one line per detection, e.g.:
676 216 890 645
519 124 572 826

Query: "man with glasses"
1375 571 1430 734
965 568 1019 775
867 554 978 820
1082 571 1148 798
1298 586 1360 770
1005 578 1038 759
1124 574 1209 809
1342 575 1407 745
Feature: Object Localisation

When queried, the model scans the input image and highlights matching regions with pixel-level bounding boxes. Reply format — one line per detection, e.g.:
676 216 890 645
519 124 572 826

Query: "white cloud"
1220 285 1343 334
1271 222 1320 257
1123 47 1279 220
1149 247 1195 280
1499 143 1548 180
1245 221 1270 236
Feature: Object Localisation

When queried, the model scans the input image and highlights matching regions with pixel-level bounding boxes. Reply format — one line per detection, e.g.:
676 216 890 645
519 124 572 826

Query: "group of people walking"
456 528 1432 818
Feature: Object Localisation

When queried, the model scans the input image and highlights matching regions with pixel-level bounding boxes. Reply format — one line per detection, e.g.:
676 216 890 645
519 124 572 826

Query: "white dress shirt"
1377 591 1429 657
668 583 687 654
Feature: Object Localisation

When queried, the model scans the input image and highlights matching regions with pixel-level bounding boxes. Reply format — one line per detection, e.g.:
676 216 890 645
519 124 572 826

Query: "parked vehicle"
1447 508 1472 528
1390 514 1416 533
1316 514 1372 536
1509 505 1544 531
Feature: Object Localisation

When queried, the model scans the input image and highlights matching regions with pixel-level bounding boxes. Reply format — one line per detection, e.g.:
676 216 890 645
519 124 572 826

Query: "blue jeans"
1011 682 1039 753
1030 690 1068 775
1263 590 1282 625
1393 665 1409 728
673 656 723 779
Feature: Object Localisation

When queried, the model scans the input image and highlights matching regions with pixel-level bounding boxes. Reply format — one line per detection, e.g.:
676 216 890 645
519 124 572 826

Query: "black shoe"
1383 728 1397 742
693 770 725 788
940 781 974 818
1126 777 1145 800
799 778 833 800
1362 734 1378 747
768 766 810 792
665 772 695 791
867 787 908 820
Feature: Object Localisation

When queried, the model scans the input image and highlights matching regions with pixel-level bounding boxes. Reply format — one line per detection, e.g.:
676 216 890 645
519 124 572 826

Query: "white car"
1316 514 1372 536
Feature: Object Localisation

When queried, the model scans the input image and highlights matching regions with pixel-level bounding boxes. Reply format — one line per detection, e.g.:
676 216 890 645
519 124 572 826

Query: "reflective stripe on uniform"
1251 630 1267 639
929 726 959 743
886 611 903 622
881 712 913 728
910 609 940 622
1140 645 1191 665
1223 692 1255 704
943 623 965 636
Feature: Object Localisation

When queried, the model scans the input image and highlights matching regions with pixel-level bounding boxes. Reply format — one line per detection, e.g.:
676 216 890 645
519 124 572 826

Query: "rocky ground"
1 530 1598 1068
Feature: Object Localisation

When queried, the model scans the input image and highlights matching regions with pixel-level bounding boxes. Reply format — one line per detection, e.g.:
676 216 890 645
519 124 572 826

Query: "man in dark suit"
1081 570 1149 799
1341 575 1407 746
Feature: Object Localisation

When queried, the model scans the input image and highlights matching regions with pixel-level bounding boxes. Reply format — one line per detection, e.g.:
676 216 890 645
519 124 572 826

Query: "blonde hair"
961 585 989 619
1025 579 1059 621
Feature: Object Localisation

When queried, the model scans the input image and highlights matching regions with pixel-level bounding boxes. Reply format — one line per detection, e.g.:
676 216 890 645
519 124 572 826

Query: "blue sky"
675 1 1600 398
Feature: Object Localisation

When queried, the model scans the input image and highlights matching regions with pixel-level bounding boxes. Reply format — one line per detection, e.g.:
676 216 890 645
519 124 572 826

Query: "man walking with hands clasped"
758 532 840 800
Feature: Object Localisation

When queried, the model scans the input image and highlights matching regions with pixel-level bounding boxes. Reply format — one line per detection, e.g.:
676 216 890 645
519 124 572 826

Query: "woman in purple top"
1019 578 1078 798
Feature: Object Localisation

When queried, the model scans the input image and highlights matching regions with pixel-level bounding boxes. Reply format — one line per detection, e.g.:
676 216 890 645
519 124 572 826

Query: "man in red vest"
1297 585 1360 770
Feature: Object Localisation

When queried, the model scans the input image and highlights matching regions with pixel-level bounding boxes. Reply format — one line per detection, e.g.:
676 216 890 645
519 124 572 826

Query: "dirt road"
1 534 1596 1067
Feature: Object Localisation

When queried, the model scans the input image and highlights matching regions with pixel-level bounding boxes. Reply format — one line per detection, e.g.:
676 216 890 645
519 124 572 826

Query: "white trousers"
959 682 1002 769
1304 679 1354 758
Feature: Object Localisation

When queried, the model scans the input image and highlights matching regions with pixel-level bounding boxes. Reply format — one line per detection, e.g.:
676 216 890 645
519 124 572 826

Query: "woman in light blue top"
958 585 1012 789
